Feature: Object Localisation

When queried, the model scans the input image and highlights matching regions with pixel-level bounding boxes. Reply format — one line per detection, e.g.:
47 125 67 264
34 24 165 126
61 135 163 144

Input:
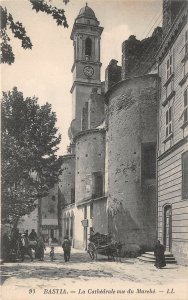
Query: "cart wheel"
88 243 97 261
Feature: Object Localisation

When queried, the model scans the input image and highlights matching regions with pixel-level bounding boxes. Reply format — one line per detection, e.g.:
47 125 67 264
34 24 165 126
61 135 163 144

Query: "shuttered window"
183 88 188 123
166 106 172 137
182 151 188 199
167 54 173 79
185 30 188 55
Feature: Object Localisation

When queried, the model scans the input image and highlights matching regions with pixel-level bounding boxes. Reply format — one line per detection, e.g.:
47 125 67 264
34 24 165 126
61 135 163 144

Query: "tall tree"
1 87 62 227
0 0 69 64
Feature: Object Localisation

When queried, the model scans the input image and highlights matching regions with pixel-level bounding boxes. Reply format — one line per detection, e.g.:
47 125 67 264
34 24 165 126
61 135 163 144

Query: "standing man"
35 236 46 261
154 240 166 269
20 234 33 262
62 236 71 262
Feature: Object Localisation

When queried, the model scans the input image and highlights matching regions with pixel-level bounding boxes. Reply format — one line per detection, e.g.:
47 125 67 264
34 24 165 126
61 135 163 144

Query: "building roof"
77 3 96 19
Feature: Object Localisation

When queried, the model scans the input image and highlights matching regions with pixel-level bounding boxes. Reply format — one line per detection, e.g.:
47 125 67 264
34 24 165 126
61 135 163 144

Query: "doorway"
163 205 172 252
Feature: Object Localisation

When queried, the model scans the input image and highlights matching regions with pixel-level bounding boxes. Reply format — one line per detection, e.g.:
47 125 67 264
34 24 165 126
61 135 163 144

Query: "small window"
166 106 172 137
183 88 188 123
92 172 103 198
85 37 92 58
182 151 188 199
52 196 56 201
167 54 173 79
90 203 93 219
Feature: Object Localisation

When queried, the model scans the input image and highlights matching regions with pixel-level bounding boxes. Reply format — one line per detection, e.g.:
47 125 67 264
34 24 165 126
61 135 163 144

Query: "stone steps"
137 251 177 264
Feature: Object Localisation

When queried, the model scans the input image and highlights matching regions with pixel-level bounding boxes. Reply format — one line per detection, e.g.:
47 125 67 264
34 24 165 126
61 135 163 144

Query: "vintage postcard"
1 0 188 299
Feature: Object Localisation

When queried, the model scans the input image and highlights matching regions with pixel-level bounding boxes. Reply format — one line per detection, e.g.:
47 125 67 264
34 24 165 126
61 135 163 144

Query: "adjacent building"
156 0 188 264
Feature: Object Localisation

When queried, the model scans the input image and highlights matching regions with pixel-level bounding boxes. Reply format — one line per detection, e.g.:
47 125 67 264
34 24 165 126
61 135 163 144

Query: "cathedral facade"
60 4 159 252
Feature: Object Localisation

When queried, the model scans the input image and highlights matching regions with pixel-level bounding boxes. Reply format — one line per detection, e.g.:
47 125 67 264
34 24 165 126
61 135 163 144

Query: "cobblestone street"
1 247 188 300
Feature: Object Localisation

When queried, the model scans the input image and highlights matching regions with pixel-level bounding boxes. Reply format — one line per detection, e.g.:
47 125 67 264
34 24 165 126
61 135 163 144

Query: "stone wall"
59 155 75 207
74 129 106 205
73 128 106 248
88 88 105 129
93 198 108 234
105 59 122 92
121 28 162 80
106 74 158 254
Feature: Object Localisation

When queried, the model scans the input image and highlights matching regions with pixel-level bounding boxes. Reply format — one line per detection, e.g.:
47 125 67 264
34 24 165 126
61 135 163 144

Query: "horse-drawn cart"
87 232 122 261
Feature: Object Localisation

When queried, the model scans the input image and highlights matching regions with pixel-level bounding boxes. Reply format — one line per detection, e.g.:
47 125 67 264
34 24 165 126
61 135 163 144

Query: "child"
50 246 55 261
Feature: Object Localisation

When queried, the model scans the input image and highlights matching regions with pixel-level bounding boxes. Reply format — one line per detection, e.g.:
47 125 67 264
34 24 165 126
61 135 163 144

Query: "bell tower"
69 3 103 140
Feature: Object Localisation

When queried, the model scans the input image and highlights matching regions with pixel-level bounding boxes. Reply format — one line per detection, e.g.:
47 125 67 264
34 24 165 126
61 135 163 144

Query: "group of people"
2 228 46 262
2 228 72 263
2 229 166 267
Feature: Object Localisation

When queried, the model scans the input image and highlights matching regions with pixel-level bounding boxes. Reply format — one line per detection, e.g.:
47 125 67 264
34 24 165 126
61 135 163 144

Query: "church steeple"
68 5 103 141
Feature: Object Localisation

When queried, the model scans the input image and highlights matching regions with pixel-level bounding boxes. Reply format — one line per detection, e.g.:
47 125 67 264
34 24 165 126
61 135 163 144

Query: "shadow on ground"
0 252 115 285
1 251 179 286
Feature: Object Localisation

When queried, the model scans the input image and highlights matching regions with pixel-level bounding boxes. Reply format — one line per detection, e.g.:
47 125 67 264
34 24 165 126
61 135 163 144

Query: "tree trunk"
37 197 42 236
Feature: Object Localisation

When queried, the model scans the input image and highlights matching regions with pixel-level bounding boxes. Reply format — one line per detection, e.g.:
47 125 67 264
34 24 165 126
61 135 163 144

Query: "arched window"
85 37 92 58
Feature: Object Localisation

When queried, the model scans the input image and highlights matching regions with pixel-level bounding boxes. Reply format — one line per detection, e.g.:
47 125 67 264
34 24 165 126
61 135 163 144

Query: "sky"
1 0 163 155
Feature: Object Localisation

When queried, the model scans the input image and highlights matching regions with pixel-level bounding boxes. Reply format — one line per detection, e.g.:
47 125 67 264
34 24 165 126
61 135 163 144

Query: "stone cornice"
63 203 75 211
70 80 101 93
77 196 107 207
71 23 103 40
73 128 106 144
105 73 158 104
158 136 188 161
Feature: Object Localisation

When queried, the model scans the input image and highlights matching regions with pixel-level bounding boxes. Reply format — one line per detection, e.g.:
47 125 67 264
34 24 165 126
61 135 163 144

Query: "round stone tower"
106 74 158 253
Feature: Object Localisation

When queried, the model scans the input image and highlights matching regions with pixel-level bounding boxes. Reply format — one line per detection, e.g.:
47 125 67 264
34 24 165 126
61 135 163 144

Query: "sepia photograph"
0 0 188 299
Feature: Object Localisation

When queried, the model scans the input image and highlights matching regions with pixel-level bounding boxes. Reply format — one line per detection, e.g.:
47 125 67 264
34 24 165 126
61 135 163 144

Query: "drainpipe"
156 65 160 243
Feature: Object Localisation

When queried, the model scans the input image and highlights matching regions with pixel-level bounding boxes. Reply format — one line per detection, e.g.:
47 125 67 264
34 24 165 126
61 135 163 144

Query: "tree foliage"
0 0 69 64
1 87 62 225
